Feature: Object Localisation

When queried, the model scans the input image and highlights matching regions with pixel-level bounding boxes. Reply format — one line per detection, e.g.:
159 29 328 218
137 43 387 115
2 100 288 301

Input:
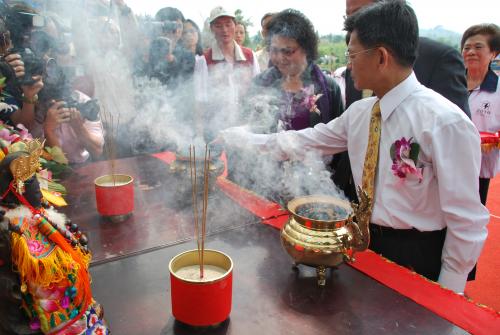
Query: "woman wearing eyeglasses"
461 23 500 205
230 9 344 205
246 9 343 132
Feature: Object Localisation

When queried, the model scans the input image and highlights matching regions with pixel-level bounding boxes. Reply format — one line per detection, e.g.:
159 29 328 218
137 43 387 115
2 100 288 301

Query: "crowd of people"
0 0 499 333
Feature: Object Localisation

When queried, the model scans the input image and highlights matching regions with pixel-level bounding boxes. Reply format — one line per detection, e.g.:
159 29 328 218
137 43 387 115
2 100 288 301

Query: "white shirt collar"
211 40 247 62
379 72 420 121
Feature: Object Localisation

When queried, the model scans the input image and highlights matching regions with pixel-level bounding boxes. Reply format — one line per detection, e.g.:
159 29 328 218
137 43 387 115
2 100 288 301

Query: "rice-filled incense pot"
169 249 233 326
94 107 134 223
169 145 233 326
94 174 134 222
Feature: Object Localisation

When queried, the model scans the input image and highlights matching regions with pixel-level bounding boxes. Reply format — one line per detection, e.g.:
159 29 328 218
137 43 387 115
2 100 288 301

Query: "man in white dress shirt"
219 0 489 293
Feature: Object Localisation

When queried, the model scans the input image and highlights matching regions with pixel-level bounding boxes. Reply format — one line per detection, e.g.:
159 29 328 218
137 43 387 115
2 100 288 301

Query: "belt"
369 224 446 238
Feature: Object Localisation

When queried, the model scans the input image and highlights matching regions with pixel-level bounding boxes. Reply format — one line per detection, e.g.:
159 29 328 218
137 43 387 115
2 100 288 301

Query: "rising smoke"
38 0 346 208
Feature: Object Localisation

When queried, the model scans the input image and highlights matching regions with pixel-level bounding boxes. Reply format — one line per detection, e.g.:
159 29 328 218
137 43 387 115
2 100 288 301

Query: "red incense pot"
94 174 134 222
169 249 233 326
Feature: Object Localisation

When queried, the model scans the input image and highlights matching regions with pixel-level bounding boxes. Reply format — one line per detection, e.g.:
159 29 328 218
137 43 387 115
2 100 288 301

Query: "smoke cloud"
38 1 345 211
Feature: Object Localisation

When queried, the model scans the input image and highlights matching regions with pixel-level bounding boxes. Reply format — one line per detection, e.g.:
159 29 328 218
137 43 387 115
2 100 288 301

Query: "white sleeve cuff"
438 268 467 293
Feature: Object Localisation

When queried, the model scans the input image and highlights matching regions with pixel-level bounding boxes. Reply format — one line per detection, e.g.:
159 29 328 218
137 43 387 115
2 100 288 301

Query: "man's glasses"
345 47 377 63
270 46 299 57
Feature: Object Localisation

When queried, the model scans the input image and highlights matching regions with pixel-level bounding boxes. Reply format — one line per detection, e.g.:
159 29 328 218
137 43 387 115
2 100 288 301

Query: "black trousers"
479 177 490 206
369 224 447 281
369 224 476 281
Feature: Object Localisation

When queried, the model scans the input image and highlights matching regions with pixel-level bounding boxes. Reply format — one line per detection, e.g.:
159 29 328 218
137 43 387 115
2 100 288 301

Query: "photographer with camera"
0 11 43 130
31 14 104 164
42 94 104 164
148 7 195 88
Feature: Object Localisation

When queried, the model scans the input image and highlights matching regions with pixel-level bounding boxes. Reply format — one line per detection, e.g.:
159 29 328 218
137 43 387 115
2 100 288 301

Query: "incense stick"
101 107 119 186
189 145 201 276
189 144 211 279
201 145 211 278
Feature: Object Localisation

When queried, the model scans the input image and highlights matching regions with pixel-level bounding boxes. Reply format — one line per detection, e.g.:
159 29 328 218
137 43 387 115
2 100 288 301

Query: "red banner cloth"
151 151 176 164
216 177 287 220
480 131 499 144
153 151 229 177
350 250 500 335
215 176 500 334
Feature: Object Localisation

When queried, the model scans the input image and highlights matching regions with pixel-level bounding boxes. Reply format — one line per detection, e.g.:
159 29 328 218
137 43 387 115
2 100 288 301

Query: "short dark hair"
461 23 500 54
344 0 418 67
155 7 185 22
266 9 318 62
260 12 275 27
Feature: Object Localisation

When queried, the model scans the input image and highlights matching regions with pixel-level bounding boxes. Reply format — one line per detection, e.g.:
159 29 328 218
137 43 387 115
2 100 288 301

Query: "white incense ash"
175 265 227 282
99 181 129 187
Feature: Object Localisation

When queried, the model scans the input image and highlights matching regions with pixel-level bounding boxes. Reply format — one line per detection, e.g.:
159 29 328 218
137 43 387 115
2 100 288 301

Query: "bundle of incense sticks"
189 144 211 279
101 107 119 186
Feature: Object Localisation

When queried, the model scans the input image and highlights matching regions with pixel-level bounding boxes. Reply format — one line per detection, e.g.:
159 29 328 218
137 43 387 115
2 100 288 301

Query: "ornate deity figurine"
0 140 109 335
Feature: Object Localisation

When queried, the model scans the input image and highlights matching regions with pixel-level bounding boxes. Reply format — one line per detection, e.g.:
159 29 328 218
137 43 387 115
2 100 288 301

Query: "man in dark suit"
332 0 471 202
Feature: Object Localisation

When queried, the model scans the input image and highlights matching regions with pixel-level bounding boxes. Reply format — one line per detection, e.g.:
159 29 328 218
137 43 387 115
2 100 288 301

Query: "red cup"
94 174 134 218
169 249 233 326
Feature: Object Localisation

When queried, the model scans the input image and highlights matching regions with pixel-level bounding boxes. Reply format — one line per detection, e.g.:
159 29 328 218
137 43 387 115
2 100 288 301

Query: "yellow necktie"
361 100 381 210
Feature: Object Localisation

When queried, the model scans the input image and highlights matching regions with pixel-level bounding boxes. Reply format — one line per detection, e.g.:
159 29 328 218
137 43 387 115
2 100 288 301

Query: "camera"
44 89 101 123
46 95 100 123
15 29 68 86
160 20 182 33
39 59 100 122
64 99 100 122
150 36 172 59
5 7 45 50
8 47 44 86
147 36 172 83
2 2 47 86
147 20 182 36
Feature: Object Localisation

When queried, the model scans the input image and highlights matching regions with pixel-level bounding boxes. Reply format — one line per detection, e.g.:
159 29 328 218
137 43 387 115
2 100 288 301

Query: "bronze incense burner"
170 146 224 176
169 154 220 174
281 190 371 286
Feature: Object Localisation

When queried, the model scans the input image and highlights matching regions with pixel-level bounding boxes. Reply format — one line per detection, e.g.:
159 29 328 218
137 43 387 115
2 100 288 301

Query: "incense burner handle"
347 186 372 252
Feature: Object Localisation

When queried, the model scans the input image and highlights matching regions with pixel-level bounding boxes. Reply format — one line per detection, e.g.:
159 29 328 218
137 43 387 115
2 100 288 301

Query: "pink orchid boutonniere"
300 84 323 115
390 137 423 182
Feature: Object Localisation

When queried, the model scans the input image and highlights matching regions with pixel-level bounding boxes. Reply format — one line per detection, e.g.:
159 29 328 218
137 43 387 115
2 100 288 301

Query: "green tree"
317 35 348 71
